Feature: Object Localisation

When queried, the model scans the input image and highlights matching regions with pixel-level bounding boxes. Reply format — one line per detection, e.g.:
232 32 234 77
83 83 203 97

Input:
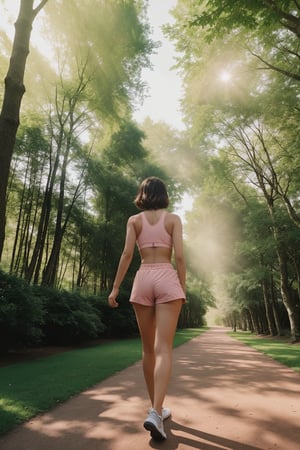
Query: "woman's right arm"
172 214 186 292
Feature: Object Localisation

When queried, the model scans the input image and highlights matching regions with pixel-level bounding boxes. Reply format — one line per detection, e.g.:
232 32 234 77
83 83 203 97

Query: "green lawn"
0 328 205 435
229 331 300 373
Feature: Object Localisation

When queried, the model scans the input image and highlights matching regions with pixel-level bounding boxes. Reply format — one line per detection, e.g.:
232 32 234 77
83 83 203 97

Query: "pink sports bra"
137 211 172 250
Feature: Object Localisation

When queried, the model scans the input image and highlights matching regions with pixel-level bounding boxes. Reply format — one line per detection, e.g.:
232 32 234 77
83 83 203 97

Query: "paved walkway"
0 327 299 450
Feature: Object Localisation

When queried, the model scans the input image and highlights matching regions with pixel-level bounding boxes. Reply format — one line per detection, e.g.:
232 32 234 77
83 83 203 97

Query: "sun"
219 70 232 83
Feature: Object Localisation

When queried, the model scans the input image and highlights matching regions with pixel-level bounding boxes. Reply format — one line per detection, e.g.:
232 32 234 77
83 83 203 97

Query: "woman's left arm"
108 216 136 308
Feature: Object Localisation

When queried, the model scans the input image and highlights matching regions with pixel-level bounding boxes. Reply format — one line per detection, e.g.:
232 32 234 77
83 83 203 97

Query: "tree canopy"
1 1 300 343
165 0 300 340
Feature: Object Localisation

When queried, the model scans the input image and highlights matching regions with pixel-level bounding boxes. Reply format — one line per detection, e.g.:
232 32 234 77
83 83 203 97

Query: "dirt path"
0 327 299 450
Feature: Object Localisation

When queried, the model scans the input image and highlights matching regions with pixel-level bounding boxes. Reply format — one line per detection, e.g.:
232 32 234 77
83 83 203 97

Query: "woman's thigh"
155 300 183 350
133 304 156 352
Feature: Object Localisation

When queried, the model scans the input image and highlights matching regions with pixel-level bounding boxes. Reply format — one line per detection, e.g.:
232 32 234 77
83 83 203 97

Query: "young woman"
108 177 186 441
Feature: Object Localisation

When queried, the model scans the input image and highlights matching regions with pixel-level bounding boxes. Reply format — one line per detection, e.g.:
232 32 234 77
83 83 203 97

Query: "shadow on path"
0 327 299 450
150 420 264 450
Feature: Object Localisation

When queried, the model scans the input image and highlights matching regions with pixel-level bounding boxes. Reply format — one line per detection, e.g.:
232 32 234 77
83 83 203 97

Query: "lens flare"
219 70 231 82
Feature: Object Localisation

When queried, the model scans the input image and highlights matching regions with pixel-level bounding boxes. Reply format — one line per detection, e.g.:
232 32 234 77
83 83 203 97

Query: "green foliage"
177 0 300 86
178 278 214 328
89 290 138 338
0 270 139 351
43 0 155 119
32 286 106 345
165 1 300 339
0 266 208 354
189 1 296 39
0 271 44 353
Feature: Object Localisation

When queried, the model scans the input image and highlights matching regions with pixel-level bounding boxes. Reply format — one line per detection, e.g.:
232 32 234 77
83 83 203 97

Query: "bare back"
132 210 182 264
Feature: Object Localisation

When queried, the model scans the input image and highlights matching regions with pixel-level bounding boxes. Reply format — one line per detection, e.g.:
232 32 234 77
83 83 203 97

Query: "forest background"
0 0 299 352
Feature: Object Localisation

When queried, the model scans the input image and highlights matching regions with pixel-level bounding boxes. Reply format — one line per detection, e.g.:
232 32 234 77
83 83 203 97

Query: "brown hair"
134 177 169 210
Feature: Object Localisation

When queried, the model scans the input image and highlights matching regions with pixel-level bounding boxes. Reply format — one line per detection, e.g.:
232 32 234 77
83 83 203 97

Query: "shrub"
0 270 44 353
33 286 106 345
91 289 138 337
0 269 136 352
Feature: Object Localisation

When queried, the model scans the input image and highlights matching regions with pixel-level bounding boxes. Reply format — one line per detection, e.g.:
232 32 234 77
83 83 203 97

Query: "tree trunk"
261 277 277 336
42 160 82 287
0 0 48 259
27 183 52 283
26 130 61 283
269 273 283 336
10 157 30 274
276 245 300 341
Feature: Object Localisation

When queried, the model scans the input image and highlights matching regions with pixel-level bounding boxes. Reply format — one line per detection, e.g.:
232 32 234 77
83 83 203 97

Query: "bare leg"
152 299 182 415
133 304 156 405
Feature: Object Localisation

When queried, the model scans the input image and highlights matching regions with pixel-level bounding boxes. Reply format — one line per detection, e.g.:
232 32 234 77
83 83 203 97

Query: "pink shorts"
130 263 186 306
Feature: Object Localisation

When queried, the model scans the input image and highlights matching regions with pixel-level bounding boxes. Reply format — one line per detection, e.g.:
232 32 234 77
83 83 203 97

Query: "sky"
133 0 184 130
133 1 193 214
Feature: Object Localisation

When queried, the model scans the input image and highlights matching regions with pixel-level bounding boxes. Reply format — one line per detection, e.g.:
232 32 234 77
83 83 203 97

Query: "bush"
0 269 136 352
0 271 44 353
33 286 106 345
91 289 138 337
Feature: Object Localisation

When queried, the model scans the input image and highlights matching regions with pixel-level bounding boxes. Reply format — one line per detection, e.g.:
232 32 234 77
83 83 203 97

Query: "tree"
40 72 91 286
221 119 300 341
177 1 300 82
44 0 154 120
166 1 300 340
8 122 49 277
0 0 48 260
0 0 154 264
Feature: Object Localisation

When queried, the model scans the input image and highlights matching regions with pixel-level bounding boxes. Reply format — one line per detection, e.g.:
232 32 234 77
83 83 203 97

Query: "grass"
228 331 300 373
0 328 205 436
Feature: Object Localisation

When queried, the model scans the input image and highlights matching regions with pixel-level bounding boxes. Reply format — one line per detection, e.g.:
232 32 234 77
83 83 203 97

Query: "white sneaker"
162 407 171 420
144 408 167 441
148 406 171 421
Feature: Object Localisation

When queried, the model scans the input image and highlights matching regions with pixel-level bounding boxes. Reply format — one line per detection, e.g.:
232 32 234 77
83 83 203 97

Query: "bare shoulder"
128 212 142 224
128 212 142 234
165 212 183 236
166 212 182 225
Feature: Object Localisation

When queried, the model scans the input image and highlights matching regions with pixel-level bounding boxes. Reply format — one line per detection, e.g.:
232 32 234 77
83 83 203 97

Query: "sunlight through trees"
1 0 300 343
